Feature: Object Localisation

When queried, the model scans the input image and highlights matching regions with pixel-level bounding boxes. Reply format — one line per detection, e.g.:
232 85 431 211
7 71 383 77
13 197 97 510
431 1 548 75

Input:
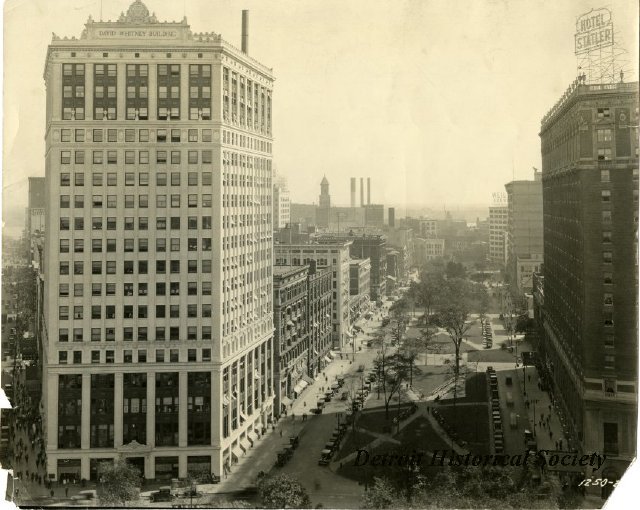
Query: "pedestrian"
548 404 552 412
555 440 558 450
65 487 69 498
279 429 282 437
541 413 544 420
549 430 553 440
303 401 306 407
528 375 531 383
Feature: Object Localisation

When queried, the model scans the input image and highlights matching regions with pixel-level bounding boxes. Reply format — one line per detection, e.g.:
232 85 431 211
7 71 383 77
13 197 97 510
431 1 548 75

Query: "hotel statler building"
42 1 275 481
539 79 638 493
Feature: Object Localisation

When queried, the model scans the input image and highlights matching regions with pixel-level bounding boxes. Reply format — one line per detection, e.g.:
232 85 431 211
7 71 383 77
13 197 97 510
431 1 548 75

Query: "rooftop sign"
575 8 613 55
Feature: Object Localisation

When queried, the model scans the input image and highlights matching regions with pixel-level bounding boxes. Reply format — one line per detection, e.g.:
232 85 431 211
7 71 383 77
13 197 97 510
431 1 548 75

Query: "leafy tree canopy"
258 474 311 509
96 459 142 506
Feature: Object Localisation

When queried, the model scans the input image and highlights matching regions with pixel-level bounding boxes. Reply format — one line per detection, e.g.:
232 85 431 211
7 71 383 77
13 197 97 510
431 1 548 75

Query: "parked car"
152 487 174 502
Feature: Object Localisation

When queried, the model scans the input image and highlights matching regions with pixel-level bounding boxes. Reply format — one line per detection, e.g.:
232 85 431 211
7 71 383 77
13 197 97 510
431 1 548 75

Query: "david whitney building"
42 2 275 481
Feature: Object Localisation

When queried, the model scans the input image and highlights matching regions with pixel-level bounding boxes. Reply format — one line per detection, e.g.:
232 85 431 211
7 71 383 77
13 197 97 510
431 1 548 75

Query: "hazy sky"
2 0 638 231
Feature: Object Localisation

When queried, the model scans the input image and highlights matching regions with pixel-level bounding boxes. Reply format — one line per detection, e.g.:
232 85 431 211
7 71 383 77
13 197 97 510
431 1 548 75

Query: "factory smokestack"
360 178 364 207
367 177 371 205
350 178 356 208
241 10 249 54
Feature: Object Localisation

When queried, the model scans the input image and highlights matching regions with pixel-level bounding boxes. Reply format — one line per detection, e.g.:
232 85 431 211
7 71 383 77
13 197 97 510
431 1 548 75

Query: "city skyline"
3 0 638 235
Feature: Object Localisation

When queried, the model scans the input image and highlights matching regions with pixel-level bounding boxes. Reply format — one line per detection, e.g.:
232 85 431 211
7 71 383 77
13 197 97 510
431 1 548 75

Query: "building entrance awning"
293 383 304 394
240 438 252 452
232 446 244 460
281 396 293 407
324 356 332 363
249 431 259 443
302 375 314 385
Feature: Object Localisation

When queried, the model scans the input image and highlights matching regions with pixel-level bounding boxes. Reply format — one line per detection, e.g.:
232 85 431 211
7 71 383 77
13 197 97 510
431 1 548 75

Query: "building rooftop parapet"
46 0 273 78
541 79 638 130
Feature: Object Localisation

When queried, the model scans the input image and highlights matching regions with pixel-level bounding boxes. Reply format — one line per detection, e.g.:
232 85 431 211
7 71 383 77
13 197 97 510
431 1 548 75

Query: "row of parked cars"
487 366 504 453
314 376 346 413
481 317 493 348
318 423 348 465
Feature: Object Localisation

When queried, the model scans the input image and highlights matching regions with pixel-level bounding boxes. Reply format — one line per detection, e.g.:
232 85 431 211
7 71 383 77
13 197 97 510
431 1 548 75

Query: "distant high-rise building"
273 177 291 229
27 176 46 238
489 194 508 263
42 2 275 481
539 79 638 490
388 207 395 227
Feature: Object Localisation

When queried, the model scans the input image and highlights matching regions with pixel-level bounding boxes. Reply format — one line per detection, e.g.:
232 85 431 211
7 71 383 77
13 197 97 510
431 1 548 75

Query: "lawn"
357 404 417 434
439 372 488 404
393 416 451 452
467 348 516 363
410 364 450 398
436 404 491 455
334 429 377 462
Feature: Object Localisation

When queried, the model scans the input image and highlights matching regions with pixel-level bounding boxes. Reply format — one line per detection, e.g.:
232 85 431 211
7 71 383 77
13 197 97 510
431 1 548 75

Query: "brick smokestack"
241 10 249 54
350 178 356 207
360 178 364 207
367 177 371 205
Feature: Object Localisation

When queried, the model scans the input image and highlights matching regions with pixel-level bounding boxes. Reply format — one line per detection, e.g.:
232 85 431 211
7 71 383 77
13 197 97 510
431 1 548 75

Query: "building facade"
42 2 275 481
504 170 543 292
272 266 309 414
349 258 371 321
414 237 445 264
315 233 387 302
274 241 351 350
306 262 333 378
539 80 638 490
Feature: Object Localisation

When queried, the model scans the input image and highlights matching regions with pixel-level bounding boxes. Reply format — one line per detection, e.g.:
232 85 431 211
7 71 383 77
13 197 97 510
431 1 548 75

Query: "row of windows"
59 281 212 297
61 171 213 187
59 259 212 276
59 304 213 321
59 238 213 253
59 216 212 231
59 326 213 343
60 128 215 143
60 195 213 208
59 347 213 365
61 150 214 165
62 107 218 122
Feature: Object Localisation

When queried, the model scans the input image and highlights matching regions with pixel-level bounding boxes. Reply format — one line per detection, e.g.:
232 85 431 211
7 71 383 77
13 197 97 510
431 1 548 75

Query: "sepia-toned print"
1 1 637 508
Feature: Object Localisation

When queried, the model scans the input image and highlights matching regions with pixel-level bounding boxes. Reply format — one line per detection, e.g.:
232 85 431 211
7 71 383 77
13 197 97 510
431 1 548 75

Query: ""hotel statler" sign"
574 8 613 55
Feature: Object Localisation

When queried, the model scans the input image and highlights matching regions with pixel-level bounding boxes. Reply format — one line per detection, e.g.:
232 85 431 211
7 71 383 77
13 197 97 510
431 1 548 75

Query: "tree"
445 261 466 279
381 354 409 420
257 474 311 509
96 459 142 506
363 477 396 509
409 272 445 325
515 313 533 334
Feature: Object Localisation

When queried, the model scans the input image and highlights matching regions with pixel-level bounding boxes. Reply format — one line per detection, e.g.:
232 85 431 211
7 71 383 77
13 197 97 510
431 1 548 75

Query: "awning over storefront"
387 275 397 281
281 396 293 406
302 375 314 385
299 380 308 389
329 351 336 358
249 431 259 443
324 356 331 363
240 411 248 422
240 438 252 452
254 370 261 380
232 446 244 460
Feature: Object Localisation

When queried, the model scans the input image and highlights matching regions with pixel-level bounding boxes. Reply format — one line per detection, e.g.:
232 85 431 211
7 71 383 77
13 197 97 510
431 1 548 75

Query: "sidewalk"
514 360 568 451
